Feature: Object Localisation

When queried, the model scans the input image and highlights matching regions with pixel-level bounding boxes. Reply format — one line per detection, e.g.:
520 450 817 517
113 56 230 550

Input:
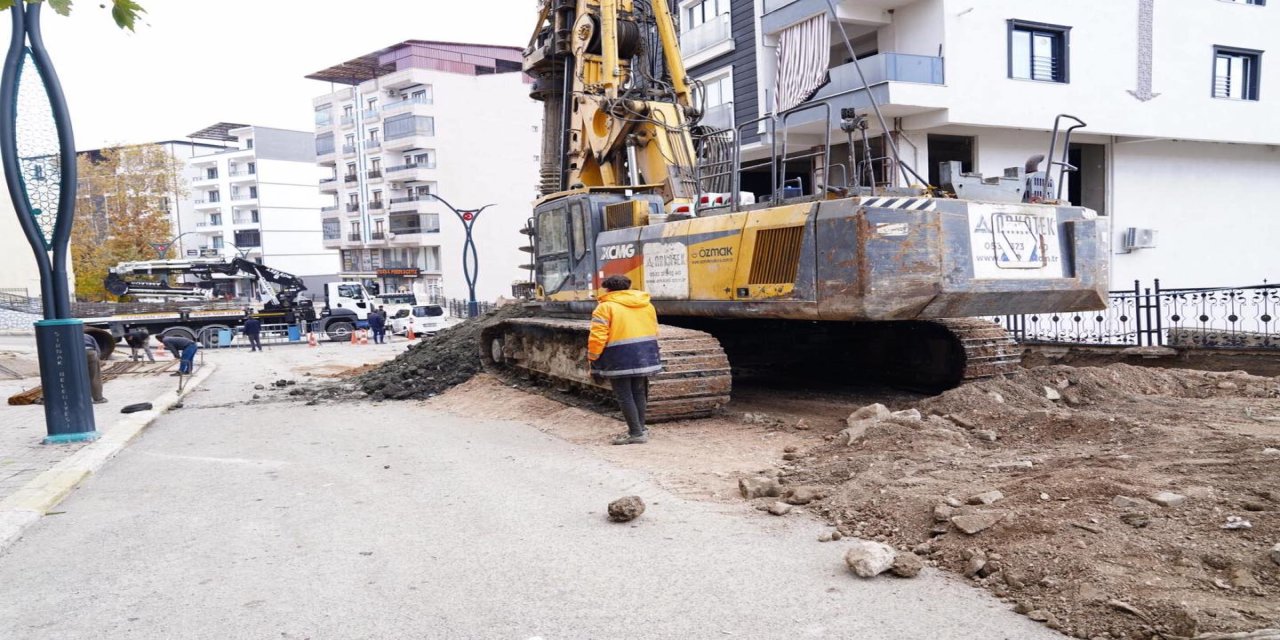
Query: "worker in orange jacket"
587 275 662 445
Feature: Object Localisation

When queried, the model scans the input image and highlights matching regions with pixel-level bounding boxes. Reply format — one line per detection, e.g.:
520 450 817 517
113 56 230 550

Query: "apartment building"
184 124 334 297
679 0 1278 288
308 41 540 303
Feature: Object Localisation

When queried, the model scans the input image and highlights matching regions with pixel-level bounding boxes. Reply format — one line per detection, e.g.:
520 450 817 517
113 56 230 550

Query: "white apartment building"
683 0 1279 289
308 41 540 304
183 124 335 296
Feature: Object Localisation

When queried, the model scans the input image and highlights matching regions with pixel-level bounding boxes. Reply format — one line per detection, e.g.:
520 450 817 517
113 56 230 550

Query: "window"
1008 20 1070 83
570 201 587 261
208 190 220 203
250 209 259 223
314 104 332 126
684 0 728 29
411 87 432 104
367 97 378 112
414 150 436 168
248 186 257 198
1213 46 1261 100
323 219 340 240
346 162 357 177
209 214 221 226
234 230 260 247
369 128 380 143
372 190 383 205
341 250 355 272
247 162 256 175
345 133 355 146
348 193 359 205
1221 0 1265 5
343 105 353 118
416 183 436 197
385 114 434 139
212 236 224 249
371 158 382 172
315 134 334 156
245 138 254 149
205 167 218 179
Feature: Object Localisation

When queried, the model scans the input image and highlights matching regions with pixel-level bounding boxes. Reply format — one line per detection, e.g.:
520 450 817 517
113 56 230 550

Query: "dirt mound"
777 364 1280 639
350 303 530 401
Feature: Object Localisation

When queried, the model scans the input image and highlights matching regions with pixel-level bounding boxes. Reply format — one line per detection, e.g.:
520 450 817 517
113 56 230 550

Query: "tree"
0 0 146 31
72 144 185 300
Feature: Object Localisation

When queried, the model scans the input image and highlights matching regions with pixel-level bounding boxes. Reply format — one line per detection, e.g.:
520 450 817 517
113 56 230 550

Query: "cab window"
336 284 363 299
570 201 587 261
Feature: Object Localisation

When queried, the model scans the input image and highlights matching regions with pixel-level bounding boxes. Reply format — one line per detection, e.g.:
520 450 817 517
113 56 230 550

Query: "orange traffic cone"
406 322 416 342
360 329 369 345
350 329 358 345
307 332 318 347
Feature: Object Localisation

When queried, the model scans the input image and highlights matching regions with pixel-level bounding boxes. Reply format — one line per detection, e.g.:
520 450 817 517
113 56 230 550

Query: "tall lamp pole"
152 230 202 259
427 194 492 318
0 3 97 443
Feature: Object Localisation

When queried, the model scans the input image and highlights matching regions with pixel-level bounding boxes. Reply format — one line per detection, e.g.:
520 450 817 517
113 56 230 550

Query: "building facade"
308 41 540 303
184 124 335 296
679 0 1279 289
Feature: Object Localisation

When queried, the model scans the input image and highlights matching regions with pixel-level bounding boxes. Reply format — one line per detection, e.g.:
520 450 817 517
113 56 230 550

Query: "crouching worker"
587 275 662 445
158 334 199 376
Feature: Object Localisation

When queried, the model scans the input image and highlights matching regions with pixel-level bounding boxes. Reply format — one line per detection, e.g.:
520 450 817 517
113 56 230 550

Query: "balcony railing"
371 232 386 240
321 205 339 213
340 115 354 127
369 200 384 210
817 52 945 98
390 214 441 235
700 102 734 131
231 193 256 201
389 195 428 205
346 203 360 212
320 177 337 185
227 169 254 177
348 233 362 241
363 109 379 120
381 96 432 114
386 162 436 173
366 140 381 150
342 144 356 155
680 12 731 58
367 170 382 179
344 173 358 183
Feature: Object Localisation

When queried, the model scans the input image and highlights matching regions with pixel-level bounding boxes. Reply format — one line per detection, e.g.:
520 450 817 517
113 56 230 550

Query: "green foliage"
0 0 145 31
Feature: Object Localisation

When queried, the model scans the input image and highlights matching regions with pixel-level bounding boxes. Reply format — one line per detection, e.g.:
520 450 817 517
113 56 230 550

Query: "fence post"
1153 278 1163 346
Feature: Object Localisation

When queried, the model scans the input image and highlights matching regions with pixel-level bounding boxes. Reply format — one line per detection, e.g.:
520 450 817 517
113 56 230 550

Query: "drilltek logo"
599 243 636 260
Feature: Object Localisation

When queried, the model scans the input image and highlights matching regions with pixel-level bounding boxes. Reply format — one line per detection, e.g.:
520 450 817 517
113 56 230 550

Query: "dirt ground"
422 364 1280 640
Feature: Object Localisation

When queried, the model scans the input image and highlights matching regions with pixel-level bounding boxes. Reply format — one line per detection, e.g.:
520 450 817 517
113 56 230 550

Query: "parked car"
389 304 449 336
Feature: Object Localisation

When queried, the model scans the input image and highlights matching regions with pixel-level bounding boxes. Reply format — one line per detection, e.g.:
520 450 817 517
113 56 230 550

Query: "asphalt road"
0 348 1062 639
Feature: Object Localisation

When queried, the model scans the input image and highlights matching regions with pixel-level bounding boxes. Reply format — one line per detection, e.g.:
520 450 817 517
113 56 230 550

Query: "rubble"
889 552 923 578
843 540 896 578
1149 491 1187 507
966 490 1004 505
767 502 792 516
781 486 823 506
738 476 781 499
607 496 645 522
951 511 1007 535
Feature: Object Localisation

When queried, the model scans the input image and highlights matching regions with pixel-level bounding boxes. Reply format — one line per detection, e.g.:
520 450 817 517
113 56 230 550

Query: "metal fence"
196 322 305 349
995 280 1278 350
441 298 495 319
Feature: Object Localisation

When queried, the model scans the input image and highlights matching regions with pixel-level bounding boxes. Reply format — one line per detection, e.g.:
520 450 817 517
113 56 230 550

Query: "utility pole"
427 194 493 318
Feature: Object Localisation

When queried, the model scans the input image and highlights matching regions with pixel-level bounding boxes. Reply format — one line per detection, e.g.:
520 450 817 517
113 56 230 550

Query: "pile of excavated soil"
773 364 1280 639
345 304 530 401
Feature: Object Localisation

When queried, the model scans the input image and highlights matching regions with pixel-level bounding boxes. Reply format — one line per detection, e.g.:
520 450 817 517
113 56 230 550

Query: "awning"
774 15 831 113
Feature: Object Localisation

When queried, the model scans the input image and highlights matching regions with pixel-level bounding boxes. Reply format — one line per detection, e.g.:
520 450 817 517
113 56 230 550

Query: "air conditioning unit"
386 88 400 97
1121 227 1158 253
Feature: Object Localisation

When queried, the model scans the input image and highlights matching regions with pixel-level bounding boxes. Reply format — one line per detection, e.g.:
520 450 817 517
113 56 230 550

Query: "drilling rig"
482 0 1110 421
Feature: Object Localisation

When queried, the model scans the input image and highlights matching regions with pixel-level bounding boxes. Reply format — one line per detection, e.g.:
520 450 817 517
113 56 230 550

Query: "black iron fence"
443 298 495 319
996 280 1278 350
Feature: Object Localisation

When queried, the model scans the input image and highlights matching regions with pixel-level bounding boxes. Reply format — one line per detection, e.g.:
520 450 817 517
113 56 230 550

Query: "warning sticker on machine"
969 203 1066 280
643 241 689 299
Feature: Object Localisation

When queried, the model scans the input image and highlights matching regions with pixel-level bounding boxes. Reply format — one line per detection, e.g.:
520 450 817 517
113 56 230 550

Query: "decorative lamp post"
0 3 97 442
427 194 492 318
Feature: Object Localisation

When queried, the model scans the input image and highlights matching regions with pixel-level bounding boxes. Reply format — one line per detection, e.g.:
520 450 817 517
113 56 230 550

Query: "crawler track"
481 318 732 422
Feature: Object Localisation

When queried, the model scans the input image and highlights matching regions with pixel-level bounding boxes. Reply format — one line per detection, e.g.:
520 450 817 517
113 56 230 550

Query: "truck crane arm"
104 258 308 309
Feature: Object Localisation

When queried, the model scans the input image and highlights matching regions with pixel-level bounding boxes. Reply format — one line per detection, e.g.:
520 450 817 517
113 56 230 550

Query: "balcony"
340 114 355 128
319 177 338 192
192 173 219 184
227 169 255 181
382 97 432 115
194 199 221 210
369 200 384 210
348 233 362 241
383 132 433 152
763 0 908 34
385 162 435 183
346 202 360 212
700 102 734 131
780 53 946 129
365 140 381 151
344 173 359 183
321 205 339 213
389 214 441 237
366 169 383 180
231 192 257 202
371 231 386 241
342 144 356 156
362 109 379 121
389 194 432 211
680 12 732 65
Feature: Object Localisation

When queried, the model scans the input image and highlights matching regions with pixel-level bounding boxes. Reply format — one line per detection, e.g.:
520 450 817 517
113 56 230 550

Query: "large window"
684 0 729 29
1213 46 1261 100
234 230 261 247
385 114 434 140
1008 20 1070 83
314 104 331 126
322 219 340 241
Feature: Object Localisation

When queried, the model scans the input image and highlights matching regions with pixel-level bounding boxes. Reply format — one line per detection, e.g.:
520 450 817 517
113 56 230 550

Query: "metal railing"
367 170 382 179
321 205 339 213
348 233 362 241
346 203 360 212
198 322 309 349
995 281 1279 350
342 144 356 155
371 231 386 240
680 12 732 57
344 173 358 182
369 201 384 209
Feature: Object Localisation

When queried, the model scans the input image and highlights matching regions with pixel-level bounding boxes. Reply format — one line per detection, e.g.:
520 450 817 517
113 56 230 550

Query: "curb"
0 362 218 553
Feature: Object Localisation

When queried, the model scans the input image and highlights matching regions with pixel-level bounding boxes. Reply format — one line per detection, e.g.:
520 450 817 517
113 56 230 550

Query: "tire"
197 324 233 348
325 321 354 342
161 326 197 342
489 336 505 364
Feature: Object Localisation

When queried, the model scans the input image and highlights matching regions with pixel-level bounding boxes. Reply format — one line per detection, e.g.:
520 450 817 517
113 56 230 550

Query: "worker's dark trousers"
84 349 105 402
609 375 649 437
247 333 262 351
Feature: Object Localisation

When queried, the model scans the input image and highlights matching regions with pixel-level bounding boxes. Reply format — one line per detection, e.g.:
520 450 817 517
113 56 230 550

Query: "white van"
389 304 448 336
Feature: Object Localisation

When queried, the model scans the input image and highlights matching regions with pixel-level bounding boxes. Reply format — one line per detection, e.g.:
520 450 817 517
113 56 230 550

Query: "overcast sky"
31 0 532 149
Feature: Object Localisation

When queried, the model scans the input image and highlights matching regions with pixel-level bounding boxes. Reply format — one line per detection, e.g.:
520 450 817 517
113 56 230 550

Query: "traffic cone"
350 329 358 345
307 332 318 347
360 329 369 345
406 322 416 342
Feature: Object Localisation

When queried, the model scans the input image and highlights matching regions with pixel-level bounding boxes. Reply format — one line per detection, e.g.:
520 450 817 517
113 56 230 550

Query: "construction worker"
124 327 155 363
242 314 263 352
587 275 662 445
82 332 107 404
368 307 386 344
158 334 199 376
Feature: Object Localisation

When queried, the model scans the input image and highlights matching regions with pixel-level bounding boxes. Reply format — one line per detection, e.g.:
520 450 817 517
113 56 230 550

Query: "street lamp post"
152 230 202 260
0 3 97 442
427 194 493 318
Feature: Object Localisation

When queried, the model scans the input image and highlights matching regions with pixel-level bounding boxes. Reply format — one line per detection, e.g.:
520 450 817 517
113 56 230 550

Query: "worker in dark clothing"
124 327 154 362
158 334 199 376
242 316 263 352
587 275 662 445
83 332 107 404
368 309 386 344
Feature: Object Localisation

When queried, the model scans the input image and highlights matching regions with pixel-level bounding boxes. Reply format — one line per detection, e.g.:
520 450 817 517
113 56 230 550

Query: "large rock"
738 476 782 499
952 511 1008 535
839 420 877 445
844 540 897 578
890 551 924 578
1111 495 1147 509
767 502 792 516
1149 491 1186 507
890 408 922 421
847 403 891 424
782 485 824 506
607 496 645 522
1269 543 1280 567
967 490 1005 505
